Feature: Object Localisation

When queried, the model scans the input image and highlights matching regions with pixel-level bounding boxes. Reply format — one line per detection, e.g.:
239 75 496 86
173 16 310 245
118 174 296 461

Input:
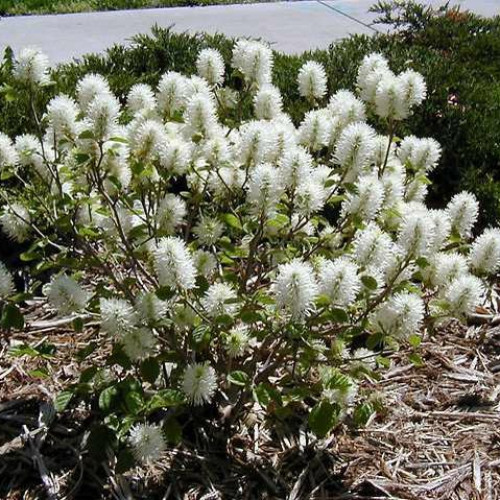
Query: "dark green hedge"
1 1 499 225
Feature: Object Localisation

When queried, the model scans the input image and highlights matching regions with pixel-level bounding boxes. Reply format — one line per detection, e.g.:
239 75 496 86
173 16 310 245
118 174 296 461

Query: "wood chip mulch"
1 301 500 499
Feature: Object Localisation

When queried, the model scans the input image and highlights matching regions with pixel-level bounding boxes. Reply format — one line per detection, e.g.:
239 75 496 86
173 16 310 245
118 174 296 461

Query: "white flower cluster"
1 45 499 451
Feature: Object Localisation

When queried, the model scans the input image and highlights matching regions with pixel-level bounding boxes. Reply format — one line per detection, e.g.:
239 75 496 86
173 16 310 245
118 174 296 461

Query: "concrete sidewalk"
0 0 498 63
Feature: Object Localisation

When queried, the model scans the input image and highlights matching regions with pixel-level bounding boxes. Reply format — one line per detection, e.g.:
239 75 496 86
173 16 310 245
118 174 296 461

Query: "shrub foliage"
0 35 499 477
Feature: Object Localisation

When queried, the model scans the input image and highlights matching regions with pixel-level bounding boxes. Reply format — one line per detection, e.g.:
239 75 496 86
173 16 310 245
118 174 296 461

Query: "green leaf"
192 324 211 345
140 358 160 384
1 304 24 330
86 425 116 461
408 334 421 348
415 257 430 268
309 401 338 438
253 383 282 407
147 389 185 412
20 250 40 262
353 402 374 427
72 317 84 333
76 342 97 361
108 136 128 144
329 307 349 323
361 275 378 291
222 213 242 230
78 130 94 140
124 390 143 415
99 385 119 413
155 286 176 301
8 343 38 357
227 370 250 387
116 448 135 473
409 353 424 367
28 368 49 379
54 390 74 412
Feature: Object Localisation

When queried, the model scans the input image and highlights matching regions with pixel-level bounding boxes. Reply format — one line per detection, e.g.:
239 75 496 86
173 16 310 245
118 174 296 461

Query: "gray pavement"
0 0 498 63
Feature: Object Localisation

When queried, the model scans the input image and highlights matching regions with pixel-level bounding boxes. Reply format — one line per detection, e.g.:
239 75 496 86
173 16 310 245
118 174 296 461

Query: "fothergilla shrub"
0 43 499 463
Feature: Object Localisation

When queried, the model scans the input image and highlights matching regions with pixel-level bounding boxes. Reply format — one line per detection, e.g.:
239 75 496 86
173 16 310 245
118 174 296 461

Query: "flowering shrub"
0 43 499 464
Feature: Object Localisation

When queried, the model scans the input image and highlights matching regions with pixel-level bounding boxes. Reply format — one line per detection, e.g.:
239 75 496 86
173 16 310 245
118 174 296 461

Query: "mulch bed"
1 300 499 499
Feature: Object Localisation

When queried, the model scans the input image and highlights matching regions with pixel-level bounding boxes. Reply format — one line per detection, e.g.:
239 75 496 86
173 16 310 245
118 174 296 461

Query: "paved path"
0 0 498 63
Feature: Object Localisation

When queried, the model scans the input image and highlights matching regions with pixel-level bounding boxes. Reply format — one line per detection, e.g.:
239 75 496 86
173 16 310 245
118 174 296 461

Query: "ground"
1 297 499 499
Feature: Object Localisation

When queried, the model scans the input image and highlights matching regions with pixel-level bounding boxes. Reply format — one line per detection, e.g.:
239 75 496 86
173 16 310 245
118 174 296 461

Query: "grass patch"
0 0 271 16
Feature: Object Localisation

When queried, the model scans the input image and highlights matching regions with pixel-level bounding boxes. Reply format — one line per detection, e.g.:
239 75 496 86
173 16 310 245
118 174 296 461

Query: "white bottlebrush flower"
15 134 41 168
193 249 217 277
13 47 50 85
273 259 318 320
253 85 283 120
0 133 19 169
372 135 397 168
224 325 250 358
246 163 283 216
181 363 217 405
397 212 435 258
152 237 196 290
428 209 452 252
295 177 327 216
447 192 479 239
196 48 225 86
0 261 15 299
397 69 427 116
430 252 469 287
352 222 393 270
129 119 166 161
85 94 120 141
279 146 313 189
0 203 31 242
297 61 327 101
46 95 80 140
201 136 231 166
469 228 500 275
100 297 137 337
158 138 191 175
127 83 157 115
129 424 166 463
121 328 156 361
341 175 385 222
231 40 273 87
444 275 484 316
156 71 188 117
356 53 390 103
156 194 186 234
404 177 428 204
351 348 377 370
372 291 424 338
380 167 405 207
193 216 224 246
398 136 441 172
298 110 329 152
374 72 403 120
334 122 377 180
201 283 238 318
76 73 112 112
328 90 366 126
238 120 271 166
45 275 88 315
317 257 360 307
186 75 213 99
183 94 218 138
136 292 169 325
